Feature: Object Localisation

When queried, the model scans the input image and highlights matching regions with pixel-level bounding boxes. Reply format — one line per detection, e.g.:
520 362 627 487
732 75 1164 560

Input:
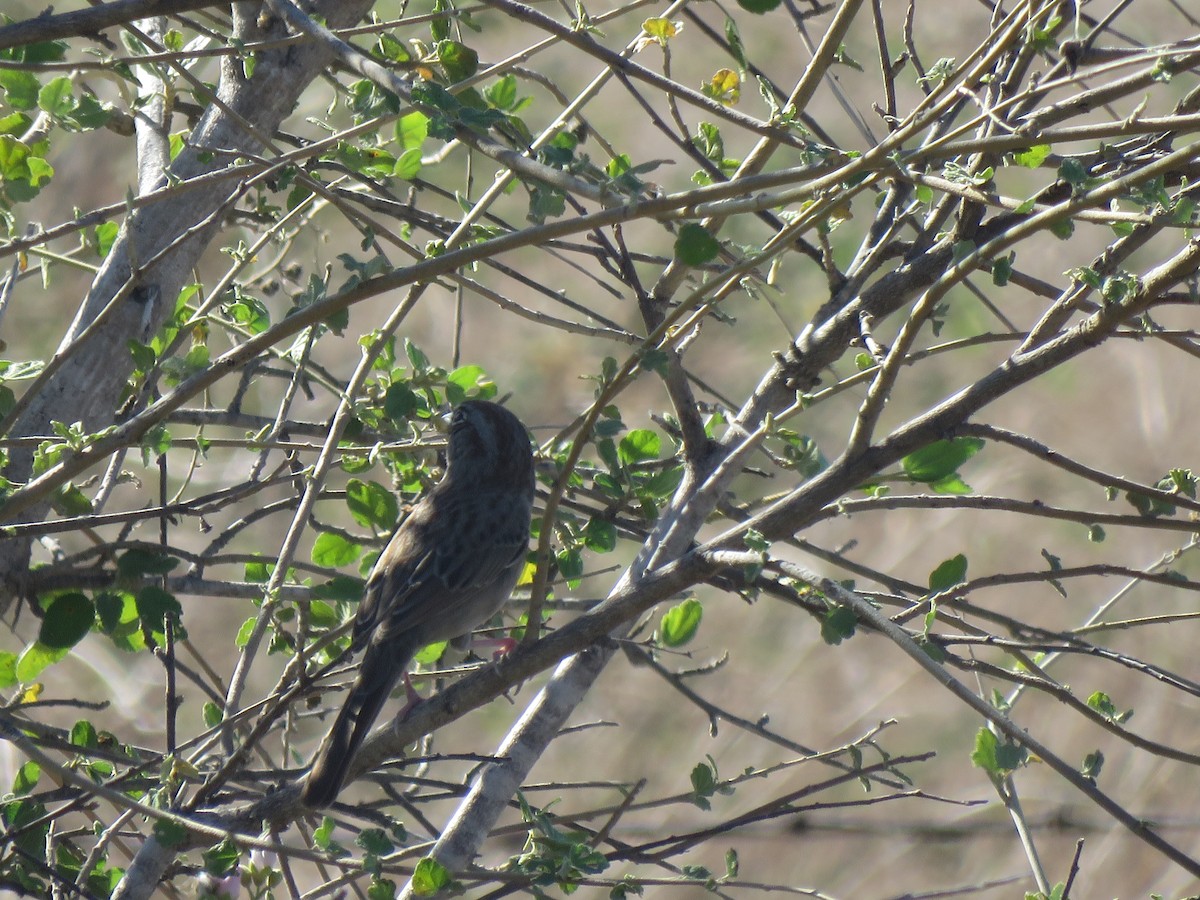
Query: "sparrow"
301 399 535 808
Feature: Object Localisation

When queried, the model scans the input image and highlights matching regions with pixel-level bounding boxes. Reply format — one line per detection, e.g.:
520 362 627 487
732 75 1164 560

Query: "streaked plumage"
301 400 534 808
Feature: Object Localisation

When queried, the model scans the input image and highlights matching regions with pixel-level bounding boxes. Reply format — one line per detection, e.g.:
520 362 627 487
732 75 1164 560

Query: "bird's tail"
301 649 409 808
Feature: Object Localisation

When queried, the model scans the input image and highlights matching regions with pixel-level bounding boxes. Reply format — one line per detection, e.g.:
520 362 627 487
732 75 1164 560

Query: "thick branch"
0 0 227 51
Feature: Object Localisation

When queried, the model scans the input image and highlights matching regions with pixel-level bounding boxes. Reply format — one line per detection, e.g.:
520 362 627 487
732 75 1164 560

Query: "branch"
0 0 227 51
767 558 1200 878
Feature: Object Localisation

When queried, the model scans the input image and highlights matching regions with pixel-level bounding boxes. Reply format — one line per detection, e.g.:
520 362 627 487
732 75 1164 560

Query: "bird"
301 399 535 808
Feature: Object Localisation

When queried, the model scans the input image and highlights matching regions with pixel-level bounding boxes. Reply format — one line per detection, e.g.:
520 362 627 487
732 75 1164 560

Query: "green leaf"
610 876 645 899
384 382 419 421
1086 690 1132 724
38 592 95 649
1081 749 1104 782
202 837 241 877
735 0 783 13
346 479 399 531
16 642 69 682
0 70 39 110
689 760 718 809
901 438 984 483
7 35 67 64
674 223 721 266
927 554 967 592
117 548 179 577
919 637 947 663
244 559 271 583
1050 218 1074 239
37 76 73 117
311 575 366 602
430 0 451 42
1125 488 1176 519
411 857 453 895
12 761 40 795
1057 157 1087 186
994 738 1028 772
397 111 429 150
368 878 397 900
94 591 130 634
832 43 863 72
820 606 857 645
235 617 256 649
952 240 977 264
618 429 661 464
202 701 223 728
139 423 171 466
970 727 1000 773
377 32 411 63
405 339 432 372
0 651 17 688
311 532 362 567
152 818 189 849
135 586 181 635
437 40 479 81
313 816 337 850
413 640 448 665
723 17 749 69
582 518 617 553
0 134 28 179
485 74 517 110
446 364 496 403
127 340 154 376
929 473 973 494
53 482 92 517
659 598 703 647
991 253 1014 286
222 289 269 333
307 601 339 630
742 529 769 554
556 547 583 587
357 828 395 856
0 359 45 380
639 464 684 498
527 183 566 222
394 147 422 180
1167 467 1196 497
970 726 1027 776
70 719 98 748
1012 144 1051 168
162 343 209 387
64 92 110 130
640 350 669 376
347 78 400 120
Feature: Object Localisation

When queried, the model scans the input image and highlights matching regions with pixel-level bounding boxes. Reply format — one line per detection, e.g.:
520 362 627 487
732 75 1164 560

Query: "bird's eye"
451 410 477 434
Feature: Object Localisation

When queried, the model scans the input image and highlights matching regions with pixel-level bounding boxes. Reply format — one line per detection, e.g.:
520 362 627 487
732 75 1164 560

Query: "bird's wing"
352 488 529 649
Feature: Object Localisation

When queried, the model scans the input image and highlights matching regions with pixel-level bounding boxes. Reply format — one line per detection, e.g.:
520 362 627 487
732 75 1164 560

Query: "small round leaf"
659 598 703 647
39 592 95 649
675 223 721 266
